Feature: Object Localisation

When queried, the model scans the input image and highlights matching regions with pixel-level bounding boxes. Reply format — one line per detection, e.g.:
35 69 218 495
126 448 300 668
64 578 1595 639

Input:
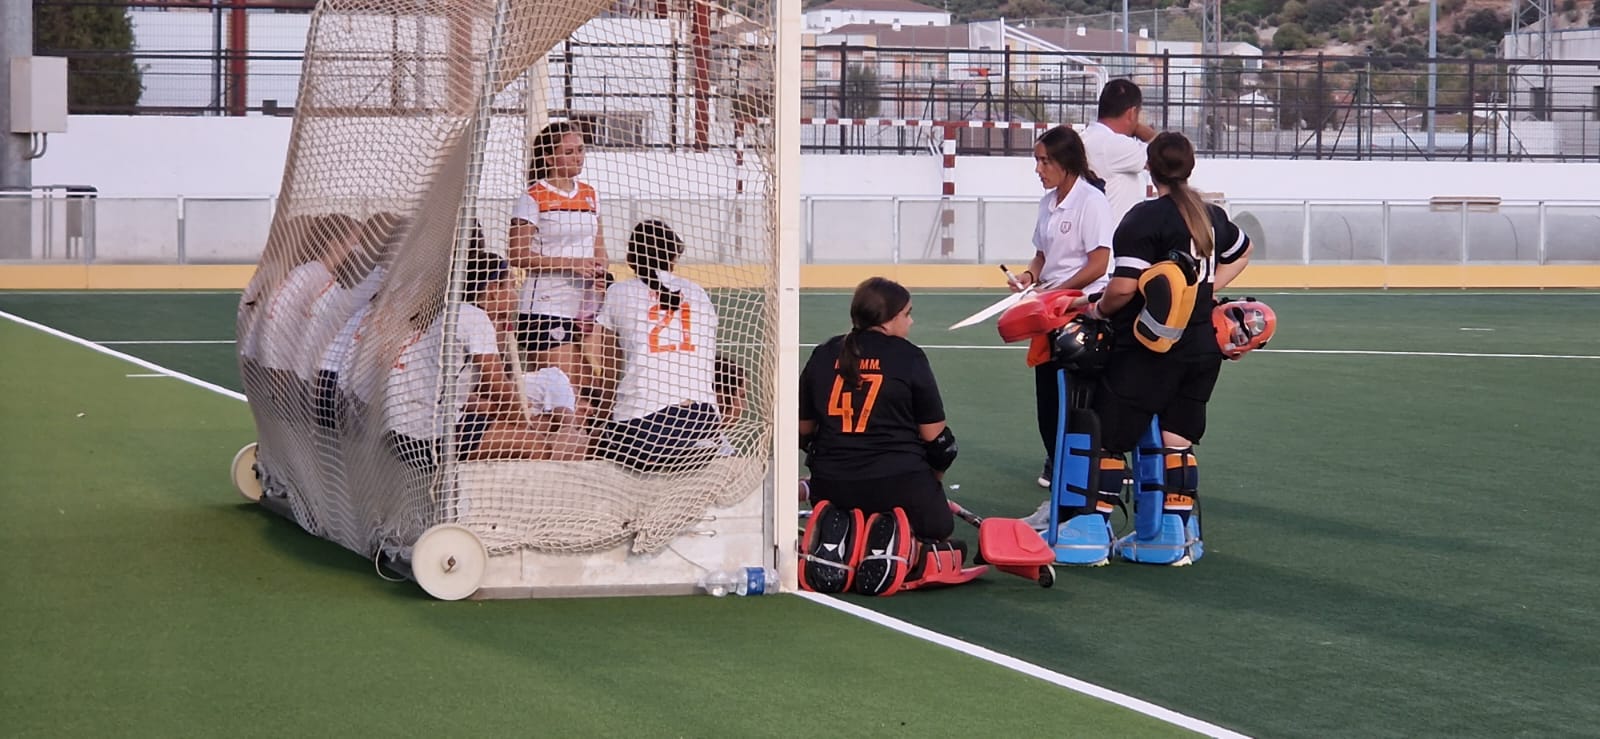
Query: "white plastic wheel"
411 524 487 601
231 442 263 502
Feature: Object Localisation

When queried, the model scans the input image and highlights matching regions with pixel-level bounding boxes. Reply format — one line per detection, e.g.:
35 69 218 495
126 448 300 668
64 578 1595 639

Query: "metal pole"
1122 0 1130 53
1 0 34 259
1427 0 1438 156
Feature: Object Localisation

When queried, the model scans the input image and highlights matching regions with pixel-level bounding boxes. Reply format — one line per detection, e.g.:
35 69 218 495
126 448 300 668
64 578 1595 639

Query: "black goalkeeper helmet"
1050 314 1112 375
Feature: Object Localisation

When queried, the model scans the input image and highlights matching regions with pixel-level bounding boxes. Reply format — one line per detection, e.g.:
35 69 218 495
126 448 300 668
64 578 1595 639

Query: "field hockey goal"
230 0 799 599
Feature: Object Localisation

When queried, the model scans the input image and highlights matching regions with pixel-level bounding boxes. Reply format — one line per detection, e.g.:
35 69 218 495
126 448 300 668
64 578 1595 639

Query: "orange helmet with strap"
1212 298 1277 359
997 289 1083 343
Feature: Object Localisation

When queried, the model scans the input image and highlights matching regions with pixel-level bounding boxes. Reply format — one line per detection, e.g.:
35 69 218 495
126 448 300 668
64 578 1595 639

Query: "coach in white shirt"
1012 125 1115 510
1080 79 1158 228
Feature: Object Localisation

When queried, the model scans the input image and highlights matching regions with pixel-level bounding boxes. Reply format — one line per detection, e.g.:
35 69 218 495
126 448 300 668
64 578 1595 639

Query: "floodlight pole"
1 0 33 259
1426 0 1437 156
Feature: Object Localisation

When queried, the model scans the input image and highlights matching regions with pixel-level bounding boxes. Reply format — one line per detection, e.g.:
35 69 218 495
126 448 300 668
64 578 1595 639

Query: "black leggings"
807 468 954 541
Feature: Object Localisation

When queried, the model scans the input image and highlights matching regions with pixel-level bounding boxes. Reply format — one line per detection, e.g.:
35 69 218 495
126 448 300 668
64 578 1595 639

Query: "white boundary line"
100 339 236 345
2 306 1246 739
0 290 242 295
805 290 1600 297
796 592 1250 738
798 342 1600 359
0 310 246 401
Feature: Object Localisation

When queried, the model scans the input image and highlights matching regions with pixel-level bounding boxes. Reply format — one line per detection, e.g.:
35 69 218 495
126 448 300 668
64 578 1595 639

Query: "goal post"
234 0 798 599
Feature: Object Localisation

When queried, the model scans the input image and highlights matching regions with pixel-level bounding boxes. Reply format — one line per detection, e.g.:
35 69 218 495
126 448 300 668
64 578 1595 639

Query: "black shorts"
597 402 720 474
517 313 579 353
1094 349 1222 454
807 468 954 542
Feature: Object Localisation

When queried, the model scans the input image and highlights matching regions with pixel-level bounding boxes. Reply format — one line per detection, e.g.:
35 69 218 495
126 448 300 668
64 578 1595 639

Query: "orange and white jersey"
596 271 718 422
512 179 600 319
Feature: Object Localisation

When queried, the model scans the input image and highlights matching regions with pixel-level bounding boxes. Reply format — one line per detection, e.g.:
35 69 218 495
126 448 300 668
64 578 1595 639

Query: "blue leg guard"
1115 419 1203 565
1047 369 1112 566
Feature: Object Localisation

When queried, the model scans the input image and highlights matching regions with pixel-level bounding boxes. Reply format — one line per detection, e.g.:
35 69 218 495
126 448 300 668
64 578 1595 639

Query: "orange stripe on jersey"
529 181 598 213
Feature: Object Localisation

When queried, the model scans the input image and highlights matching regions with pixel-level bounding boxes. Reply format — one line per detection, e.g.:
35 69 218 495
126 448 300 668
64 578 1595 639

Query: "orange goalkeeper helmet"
1213 298 1277 359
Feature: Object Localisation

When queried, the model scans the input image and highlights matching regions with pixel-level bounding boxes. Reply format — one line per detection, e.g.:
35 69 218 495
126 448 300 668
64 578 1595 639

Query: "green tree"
842 63 881 119
1304 0 1350 33
33 1 143 112
1456 8 1507 40
1273 22 1312 50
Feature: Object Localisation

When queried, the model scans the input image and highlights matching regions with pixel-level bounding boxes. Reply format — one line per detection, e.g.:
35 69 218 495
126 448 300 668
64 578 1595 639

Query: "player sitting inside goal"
382 244 523 480
584 220 722 474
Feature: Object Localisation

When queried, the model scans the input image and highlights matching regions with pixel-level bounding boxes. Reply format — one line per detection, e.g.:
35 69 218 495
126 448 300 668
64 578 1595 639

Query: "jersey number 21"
647 304 695 354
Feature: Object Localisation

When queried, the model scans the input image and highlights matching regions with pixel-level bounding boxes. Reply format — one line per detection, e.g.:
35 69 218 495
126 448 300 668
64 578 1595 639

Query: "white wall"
37 116 1600 201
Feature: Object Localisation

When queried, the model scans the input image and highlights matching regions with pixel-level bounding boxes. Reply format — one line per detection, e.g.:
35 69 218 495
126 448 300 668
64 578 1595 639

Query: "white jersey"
319 301 371 377
597 272 718 422
1032 179 1114 294
316 265 386 376
521 367 577 414
512 179 600 319
384 303 499 440
293 280 359 382
1080 121 1151 227
257 261 334 371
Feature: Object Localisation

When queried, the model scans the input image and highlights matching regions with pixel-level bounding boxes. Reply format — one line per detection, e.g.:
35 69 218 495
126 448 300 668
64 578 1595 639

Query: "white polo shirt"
1080 121 1151 227
1031 179 1114 294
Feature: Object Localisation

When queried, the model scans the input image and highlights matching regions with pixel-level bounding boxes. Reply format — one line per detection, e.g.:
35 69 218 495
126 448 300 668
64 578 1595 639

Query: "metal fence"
32 0 1600 161
804 46 1600 161
5 193 1597 266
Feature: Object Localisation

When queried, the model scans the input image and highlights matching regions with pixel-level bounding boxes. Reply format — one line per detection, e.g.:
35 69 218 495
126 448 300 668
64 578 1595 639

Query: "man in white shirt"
1079 79 1158 228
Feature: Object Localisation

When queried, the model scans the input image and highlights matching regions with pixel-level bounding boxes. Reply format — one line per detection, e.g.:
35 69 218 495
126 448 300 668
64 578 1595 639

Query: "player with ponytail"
797 277 967 595
586 220 721 473
1073 132 1254 566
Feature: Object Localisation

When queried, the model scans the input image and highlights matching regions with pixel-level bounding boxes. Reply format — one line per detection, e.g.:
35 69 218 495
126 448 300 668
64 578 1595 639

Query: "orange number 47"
827 373 883 433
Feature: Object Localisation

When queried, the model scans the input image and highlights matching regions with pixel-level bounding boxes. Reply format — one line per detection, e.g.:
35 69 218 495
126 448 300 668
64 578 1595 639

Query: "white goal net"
234 0 792 599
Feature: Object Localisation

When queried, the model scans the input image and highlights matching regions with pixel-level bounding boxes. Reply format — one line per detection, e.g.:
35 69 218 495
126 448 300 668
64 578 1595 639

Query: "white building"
1500 28 1600 159
803 0 951 34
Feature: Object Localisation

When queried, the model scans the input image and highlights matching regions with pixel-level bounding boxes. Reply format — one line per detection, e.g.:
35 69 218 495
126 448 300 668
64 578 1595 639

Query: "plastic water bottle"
700 567 778 597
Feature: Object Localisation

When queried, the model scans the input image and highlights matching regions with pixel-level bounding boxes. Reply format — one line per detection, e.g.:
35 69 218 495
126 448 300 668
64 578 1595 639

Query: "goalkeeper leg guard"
1116 440 1203 566
799 500 864 594
1048 385 1112 566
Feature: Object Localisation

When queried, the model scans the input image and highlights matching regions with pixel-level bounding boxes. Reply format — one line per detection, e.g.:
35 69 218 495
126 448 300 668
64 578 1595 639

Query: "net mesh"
237 0 777 567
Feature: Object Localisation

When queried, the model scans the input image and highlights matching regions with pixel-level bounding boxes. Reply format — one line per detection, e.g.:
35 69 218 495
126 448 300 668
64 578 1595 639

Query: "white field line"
796 592 1251 739
0 310 246 402
99 339 236 345
3 307 1246 739
0 290 242 295
804 290 1600 297
124 373 170 379
795 343 1600 359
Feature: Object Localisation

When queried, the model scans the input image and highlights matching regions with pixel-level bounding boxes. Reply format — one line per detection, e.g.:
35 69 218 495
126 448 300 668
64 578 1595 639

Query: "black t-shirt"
800 331 945 479
1108 195 1251 355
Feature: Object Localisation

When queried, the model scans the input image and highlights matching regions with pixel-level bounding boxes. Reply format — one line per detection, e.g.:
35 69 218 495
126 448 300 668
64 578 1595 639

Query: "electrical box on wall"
10 57 69 134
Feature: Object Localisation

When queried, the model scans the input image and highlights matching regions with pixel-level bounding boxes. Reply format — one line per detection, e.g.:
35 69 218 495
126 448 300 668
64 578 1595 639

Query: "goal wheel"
1037 565 1055 589
411 524 487 601
231 442 263 502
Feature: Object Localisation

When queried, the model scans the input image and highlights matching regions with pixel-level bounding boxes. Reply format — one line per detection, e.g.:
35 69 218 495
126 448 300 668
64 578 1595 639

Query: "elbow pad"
923 426 958 472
